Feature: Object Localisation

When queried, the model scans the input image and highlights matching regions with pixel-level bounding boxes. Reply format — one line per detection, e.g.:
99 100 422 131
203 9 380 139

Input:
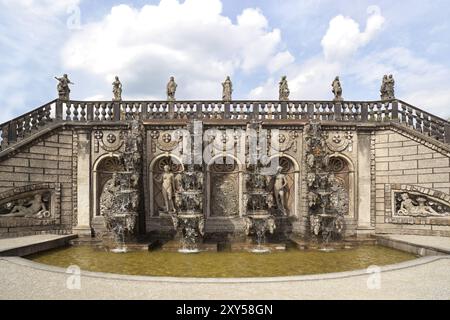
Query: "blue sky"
1 0 450 123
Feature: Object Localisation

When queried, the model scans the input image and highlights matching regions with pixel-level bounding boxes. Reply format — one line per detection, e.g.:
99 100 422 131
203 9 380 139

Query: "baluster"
368 103 374 121
65 102 72 121
72 103 79 121
30 111 38 131
16 118 24 140
23 114 31 136
36 108 44 128
376 103 383 121
93 103 100 121
79 103 86 121
1 124 9 149
422 113 430 136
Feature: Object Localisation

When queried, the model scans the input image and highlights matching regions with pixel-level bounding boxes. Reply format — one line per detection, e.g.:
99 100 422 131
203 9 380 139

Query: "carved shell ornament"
271 130 298 152
326 131 354 152
153 130 180 151
94 130 123 152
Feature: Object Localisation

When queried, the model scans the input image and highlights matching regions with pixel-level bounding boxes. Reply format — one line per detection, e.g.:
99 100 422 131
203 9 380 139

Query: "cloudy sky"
1 0 450 123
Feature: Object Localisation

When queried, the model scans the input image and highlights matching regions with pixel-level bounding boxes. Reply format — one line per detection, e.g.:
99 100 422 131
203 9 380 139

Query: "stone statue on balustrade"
167 76 177 102
332 76 343 101
222 76 233 102
55 74 74 100
4 194 49 218
279 76 290 101
112 76 123 101
380 74 395 100
273 166 288 214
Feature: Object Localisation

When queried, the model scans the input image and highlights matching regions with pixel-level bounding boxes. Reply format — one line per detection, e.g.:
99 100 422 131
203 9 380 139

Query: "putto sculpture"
380 74 395 100
222 76 233 102
112 76 123 101
55 74 74 100
167 76 178 101
279 76 290 101
332 76 343 101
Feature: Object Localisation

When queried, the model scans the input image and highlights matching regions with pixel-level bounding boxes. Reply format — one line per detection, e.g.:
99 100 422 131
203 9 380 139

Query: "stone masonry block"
389 160 417 170
0 158 29 167
388 146 417 157
30 159 58 169
389 133 408 142
389 175 418 184
418 173 449 183
29 146 58 155
418 158 449 169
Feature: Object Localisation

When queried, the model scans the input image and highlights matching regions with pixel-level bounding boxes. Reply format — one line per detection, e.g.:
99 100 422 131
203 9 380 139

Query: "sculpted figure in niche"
100 173 120 214
161 165 175 213
5 194 48 218
397 193 445 217
274 166 288 214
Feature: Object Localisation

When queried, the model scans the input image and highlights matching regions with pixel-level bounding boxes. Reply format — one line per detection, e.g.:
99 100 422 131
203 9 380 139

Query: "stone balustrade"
1 98 450 151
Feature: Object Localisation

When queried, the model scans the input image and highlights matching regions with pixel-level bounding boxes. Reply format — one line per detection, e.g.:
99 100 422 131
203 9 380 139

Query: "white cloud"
62 0 291 99
321 6 385 61
248 5 450 118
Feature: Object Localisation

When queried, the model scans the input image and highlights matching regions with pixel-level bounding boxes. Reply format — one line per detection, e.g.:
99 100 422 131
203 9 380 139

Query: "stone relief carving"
395 192 450 217
325 131 354 152
151 130 181 152
210 163 239 217
0 183 61 220
93 130 124 153
271 131 298 152
1 194 50 218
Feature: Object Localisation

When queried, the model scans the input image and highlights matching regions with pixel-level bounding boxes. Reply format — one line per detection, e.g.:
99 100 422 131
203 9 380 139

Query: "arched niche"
267 155 299 217
207 155 243 217
149 155 184 216
93 155 123 218
328 155 355 218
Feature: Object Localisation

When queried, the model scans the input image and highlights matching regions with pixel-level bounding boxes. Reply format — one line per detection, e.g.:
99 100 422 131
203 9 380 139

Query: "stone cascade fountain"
101 120 143 252
305 122 346 244
244 167 276 253
170 165 205 253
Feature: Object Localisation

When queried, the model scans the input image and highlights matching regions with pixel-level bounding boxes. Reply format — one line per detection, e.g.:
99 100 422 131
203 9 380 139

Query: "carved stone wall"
0 130 74 238
375 130 450 236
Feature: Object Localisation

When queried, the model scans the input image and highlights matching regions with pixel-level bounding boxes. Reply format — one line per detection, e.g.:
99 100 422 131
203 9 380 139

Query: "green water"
28 245 416 278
